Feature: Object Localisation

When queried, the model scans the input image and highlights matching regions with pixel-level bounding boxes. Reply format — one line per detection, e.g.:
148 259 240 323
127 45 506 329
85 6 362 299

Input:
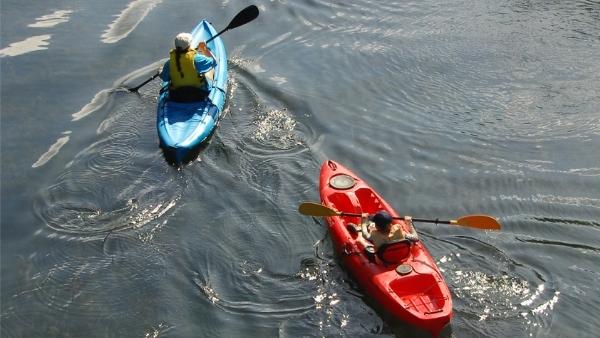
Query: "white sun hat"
174 32 193 49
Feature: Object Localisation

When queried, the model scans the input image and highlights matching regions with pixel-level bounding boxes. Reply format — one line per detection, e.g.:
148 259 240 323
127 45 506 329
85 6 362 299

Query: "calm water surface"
2 0 599 337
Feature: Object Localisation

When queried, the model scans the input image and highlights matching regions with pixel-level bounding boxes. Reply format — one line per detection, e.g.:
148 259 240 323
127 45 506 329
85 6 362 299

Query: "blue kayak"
157 20 227 164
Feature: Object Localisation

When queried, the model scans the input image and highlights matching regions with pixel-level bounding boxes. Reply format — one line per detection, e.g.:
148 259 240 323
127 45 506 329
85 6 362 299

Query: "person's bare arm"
196 42 214 58
404 216 419 242
361 213 371 240
196 41 215 82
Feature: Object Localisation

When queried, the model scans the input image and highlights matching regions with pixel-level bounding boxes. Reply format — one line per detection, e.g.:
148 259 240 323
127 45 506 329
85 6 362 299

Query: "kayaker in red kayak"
159 32 217 102
361 210 419 250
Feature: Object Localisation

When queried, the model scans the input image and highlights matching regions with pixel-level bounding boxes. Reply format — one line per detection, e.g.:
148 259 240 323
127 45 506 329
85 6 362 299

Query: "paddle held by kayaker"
159 32 217 102
361 210 418 250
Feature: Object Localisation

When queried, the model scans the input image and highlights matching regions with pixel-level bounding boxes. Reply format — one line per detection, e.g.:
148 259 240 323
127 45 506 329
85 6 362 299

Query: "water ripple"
193 268 314 319
458 154 600 177
434 236 558 337
189 233 315 320
226 59 316 156
515 236 600 253
34 165 182 237
309 0 600 144
499 193 600 209
34 90 185 238
3 237 169 337
251 108 303 151
292 234 389 336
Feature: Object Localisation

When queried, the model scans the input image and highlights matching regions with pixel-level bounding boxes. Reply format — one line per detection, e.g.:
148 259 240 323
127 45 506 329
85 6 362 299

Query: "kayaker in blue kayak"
159 32 217 102
361 210 418 250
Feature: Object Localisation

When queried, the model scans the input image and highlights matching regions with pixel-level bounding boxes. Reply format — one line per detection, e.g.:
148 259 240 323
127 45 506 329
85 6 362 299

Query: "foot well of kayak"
326 187 388 214
389 273 449 315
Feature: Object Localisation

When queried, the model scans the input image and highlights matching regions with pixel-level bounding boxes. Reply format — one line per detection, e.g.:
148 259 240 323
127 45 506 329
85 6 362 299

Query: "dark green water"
2 0 599 337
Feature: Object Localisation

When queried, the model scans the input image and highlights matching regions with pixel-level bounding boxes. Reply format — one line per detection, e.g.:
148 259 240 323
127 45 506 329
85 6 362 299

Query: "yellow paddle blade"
453 215 501 230
298 202 341 217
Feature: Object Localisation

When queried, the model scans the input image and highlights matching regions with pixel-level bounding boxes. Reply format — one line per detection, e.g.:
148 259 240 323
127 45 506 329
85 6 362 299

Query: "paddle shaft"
333 210 454 225
297 202 500 230
205 28 228 44
129 72 160 92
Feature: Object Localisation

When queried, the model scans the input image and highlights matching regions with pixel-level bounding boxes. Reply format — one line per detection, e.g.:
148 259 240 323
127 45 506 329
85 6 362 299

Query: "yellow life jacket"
168 49 204 90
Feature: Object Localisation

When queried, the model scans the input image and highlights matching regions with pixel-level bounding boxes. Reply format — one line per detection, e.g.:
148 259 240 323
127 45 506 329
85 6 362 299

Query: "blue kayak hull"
156 20 227 164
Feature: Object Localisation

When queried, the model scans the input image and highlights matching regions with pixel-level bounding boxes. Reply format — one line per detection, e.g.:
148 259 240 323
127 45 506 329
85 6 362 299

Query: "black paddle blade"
227 5 259 30
205 5 259 44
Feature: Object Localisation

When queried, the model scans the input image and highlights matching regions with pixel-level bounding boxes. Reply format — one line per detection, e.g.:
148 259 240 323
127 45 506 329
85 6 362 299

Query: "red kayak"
318 160 452 336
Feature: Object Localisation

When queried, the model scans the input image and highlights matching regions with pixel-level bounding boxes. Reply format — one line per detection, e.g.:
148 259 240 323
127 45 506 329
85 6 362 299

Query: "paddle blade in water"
298 202 341 217
454 215 501 230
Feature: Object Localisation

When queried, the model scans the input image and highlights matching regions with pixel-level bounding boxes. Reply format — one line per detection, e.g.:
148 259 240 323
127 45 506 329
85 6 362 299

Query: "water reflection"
101 0 163 44
32 132 71 168
28 10 74 28
0 35 52 57
34 88 184 238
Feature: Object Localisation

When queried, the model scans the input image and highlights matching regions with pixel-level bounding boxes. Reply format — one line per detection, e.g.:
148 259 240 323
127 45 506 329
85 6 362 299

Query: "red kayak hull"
318 160 452 337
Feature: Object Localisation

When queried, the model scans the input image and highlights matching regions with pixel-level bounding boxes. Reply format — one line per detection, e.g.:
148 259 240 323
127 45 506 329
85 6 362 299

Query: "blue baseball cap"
370 210 392 229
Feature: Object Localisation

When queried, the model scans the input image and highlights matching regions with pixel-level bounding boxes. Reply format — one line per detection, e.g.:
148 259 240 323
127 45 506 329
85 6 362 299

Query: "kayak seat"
377 239 412 265
169 86 209 103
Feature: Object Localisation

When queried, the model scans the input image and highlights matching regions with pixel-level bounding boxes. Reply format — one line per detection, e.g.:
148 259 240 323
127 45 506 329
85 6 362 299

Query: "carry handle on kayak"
128 5 259 93
298 202 501 230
